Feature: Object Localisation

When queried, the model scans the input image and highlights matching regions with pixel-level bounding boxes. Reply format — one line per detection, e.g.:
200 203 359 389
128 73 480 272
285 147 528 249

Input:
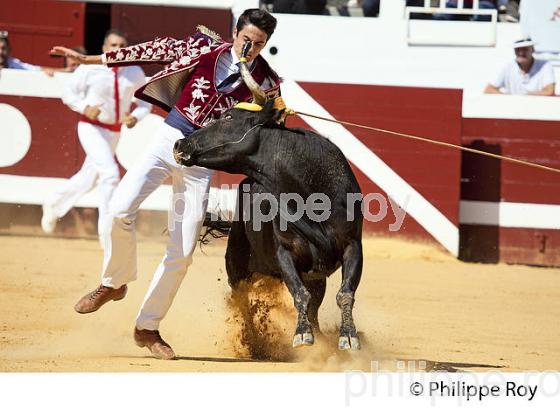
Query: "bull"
173 55 363 351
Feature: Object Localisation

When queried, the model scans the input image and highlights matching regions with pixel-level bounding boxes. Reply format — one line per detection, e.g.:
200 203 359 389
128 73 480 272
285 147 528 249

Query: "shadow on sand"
422 359 505 372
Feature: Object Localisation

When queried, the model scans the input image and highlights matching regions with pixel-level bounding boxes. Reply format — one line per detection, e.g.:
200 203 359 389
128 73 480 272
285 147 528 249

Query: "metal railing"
405 0 499 46
407 0 498 19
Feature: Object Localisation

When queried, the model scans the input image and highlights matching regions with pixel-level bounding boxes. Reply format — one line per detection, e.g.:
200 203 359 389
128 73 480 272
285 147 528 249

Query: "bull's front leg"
337 239 363 350
276 245 314 348
225 187 251 289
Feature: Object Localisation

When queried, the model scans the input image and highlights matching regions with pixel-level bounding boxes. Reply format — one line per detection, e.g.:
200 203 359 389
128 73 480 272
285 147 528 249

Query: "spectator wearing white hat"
484 38 556 96
552 6 560 21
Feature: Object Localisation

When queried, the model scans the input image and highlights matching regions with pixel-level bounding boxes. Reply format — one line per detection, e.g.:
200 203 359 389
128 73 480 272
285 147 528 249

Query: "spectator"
500 0 519 22
434 0 498 21
407 0 435 20
0 30 71 75
360 0 380 16
273 0 327 14
484 38 556 96
551 6 560 21
0 31 41 70
361 0 380 16
41 29 151 239
343 0 380 17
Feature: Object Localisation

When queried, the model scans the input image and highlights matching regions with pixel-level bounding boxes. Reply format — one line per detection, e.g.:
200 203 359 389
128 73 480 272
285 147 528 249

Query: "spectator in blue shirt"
0 31 69 75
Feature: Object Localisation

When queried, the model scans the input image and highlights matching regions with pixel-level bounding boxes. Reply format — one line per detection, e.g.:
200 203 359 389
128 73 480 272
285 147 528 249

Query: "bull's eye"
223 114 233 121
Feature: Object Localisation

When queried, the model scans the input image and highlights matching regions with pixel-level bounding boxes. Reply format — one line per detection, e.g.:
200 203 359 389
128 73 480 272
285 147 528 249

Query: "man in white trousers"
41 29 151 240
51 9 281 360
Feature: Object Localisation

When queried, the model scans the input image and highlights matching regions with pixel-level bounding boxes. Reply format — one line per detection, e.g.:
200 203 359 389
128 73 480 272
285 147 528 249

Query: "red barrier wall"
0 0 85 68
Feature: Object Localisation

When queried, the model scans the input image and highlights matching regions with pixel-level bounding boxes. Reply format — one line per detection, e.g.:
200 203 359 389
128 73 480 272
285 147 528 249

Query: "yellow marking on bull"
234 97 294 114
234 102 263 112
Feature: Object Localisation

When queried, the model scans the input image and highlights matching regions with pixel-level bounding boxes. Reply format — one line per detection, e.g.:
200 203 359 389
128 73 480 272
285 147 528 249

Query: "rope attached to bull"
233 97 560 174
235 40 560 175
286 109 560 175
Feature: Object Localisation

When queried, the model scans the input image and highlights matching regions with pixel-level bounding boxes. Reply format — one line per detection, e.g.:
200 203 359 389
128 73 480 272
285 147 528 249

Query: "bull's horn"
239 41 266 106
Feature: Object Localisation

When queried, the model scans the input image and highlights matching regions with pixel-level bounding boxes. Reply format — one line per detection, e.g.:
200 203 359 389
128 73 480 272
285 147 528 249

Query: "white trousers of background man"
100 122 214 331
46 122 120 238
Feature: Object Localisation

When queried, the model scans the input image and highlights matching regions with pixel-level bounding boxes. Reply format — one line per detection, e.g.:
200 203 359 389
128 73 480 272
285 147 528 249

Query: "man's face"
515 46 533 66
102 34 127 53
0 40 10 67
232 24 268 62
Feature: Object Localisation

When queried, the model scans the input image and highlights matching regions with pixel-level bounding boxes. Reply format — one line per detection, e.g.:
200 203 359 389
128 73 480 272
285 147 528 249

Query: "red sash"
79 116 121 132
79 67 122 132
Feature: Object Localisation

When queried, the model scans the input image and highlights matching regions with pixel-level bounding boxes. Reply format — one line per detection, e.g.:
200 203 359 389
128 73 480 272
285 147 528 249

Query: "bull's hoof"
338 335 361 351
293 332 314 348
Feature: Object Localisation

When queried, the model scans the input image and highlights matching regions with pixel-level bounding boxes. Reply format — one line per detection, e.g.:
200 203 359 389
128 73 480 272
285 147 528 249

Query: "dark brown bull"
174 46 363 350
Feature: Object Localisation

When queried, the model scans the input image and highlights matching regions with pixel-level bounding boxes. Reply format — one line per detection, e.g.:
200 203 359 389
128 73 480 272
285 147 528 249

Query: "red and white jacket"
102 26 281 127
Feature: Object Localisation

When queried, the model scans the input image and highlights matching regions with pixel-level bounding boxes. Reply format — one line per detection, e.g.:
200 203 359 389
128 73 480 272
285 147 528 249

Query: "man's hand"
527 83 556 97
484 84 503 94
49 46 102 65
84 105 101 121
122 113 138 129
42 68 56 77
41 66 77 76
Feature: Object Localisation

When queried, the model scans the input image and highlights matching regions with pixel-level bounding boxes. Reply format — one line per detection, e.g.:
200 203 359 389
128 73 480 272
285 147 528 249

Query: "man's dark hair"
0 32 10 69
235 9 277 40
104 28 127 43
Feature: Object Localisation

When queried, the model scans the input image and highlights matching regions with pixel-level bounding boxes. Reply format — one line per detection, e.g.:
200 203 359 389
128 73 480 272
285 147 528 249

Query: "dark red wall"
500 228 560 266
0 1 232 70
111 4 232 76
0 95 84 178
460 117 560 266
112 4 233 42
0 0 85 68
462 118 560 205
292 83 463 238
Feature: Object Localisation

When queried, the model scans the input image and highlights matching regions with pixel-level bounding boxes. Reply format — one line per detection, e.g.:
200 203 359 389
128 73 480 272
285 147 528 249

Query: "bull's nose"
173 138 192 165
173 139 182 153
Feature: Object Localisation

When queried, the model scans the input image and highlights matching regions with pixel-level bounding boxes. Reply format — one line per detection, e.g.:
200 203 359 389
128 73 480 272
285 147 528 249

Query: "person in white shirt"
41 29 151 241
484 37 556 96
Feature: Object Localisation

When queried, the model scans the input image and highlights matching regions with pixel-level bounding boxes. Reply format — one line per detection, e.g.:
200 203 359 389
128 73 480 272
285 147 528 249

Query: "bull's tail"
199 212 232 245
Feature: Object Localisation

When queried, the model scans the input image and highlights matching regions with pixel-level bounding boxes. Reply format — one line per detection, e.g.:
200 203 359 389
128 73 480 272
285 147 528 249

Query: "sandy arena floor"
1 234 559 372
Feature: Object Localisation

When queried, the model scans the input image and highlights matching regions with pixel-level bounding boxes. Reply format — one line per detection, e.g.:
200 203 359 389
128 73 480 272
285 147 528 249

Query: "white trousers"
207 186 239 222
100 122 214 331
47 122 120 238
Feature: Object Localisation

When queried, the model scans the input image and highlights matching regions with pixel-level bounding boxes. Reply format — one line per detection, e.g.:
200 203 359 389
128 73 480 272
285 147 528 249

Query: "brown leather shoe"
134 328 176 360
74 284 127 314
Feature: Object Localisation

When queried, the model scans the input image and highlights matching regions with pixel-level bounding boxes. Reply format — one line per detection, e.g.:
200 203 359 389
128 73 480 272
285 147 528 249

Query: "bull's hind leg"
276 246 314 348
337 239 363 350
304 279 326 335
